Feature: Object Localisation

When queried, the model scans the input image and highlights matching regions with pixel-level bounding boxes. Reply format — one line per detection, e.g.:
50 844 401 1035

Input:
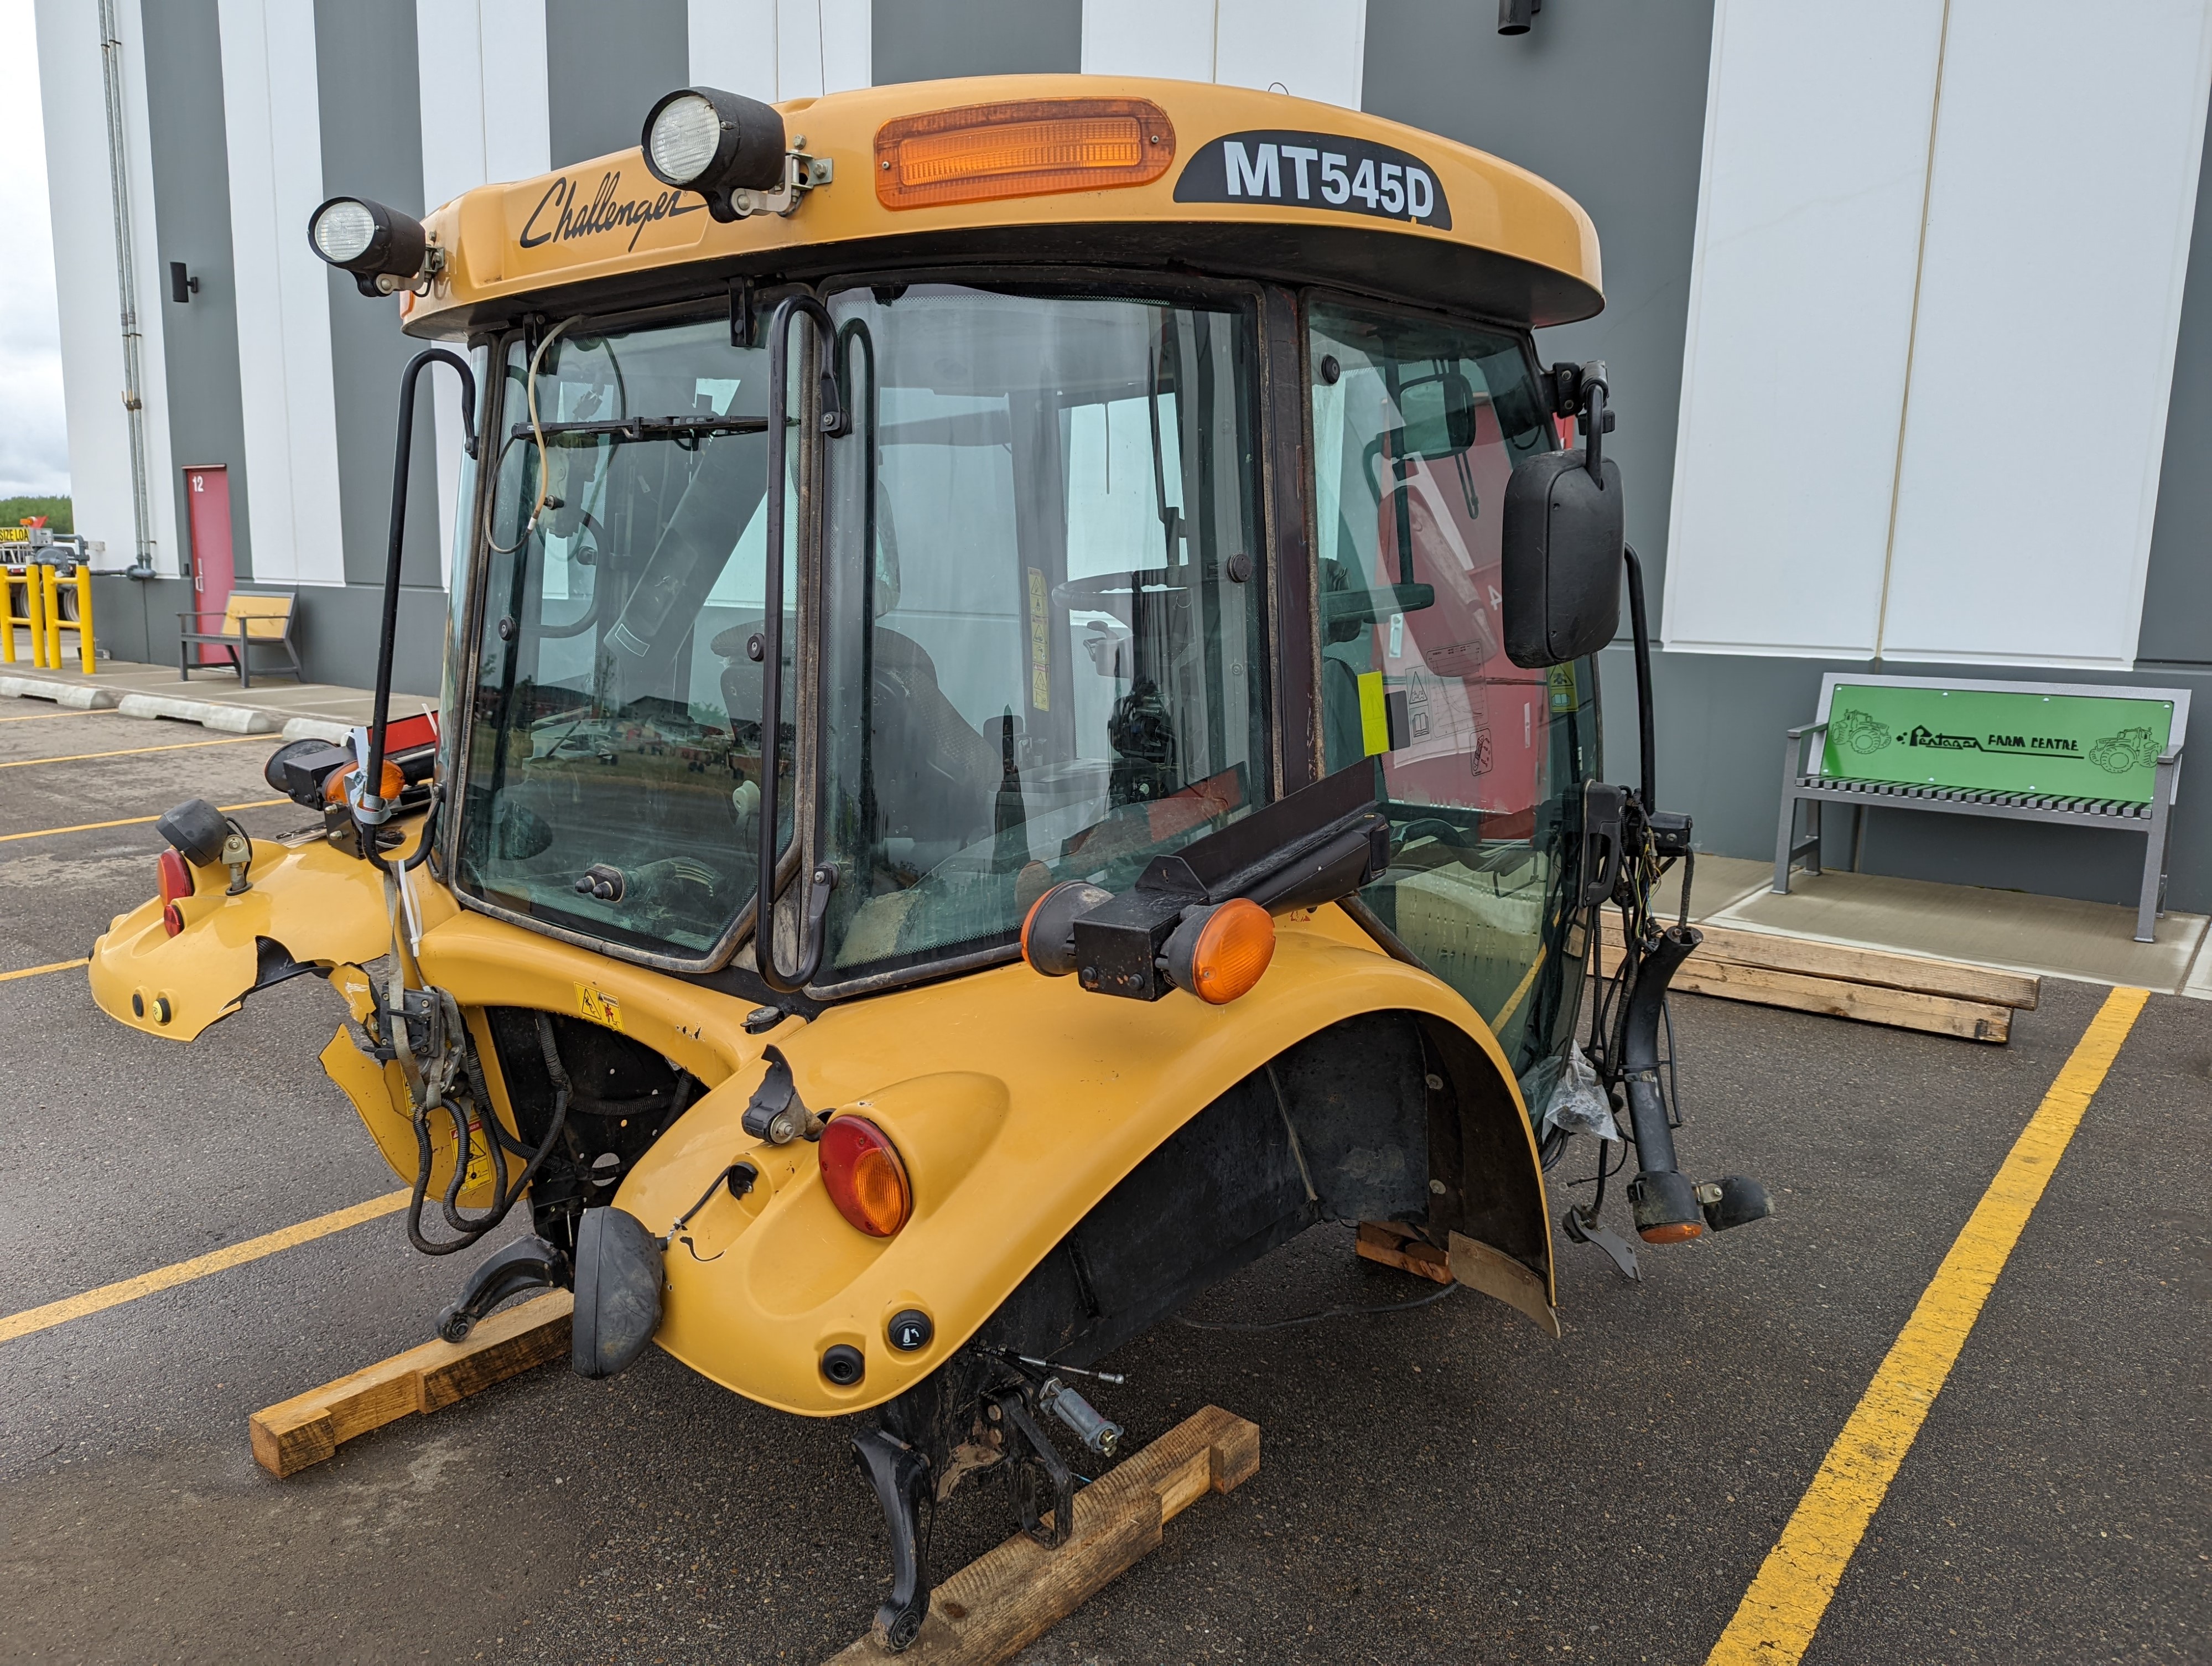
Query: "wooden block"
827 1405 1259 1666
1354 1220 1453 1285
1600 941 2011 1042
1603 910 2038 1009
250 1291 571 1478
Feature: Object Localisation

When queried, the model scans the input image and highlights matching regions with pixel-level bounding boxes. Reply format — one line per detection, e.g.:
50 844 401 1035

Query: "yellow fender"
583 904 1555 1416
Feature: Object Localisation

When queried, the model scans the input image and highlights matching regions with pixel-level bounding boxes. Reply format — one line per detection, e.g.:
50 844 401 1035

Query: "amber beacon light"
875 97 1175 209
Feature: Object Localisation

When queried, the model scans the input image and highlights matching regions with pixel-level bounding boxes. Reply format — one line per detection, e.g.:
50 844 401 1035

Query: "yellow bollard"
0 569 17 666
70 564 95 673
38 564 63 671
25 564 49 669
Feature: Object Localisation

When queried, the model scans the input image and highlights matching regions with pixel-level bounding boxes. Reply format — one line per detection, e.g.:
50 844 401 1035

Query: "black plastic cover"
1501 451 1623 667
155 798 230 868
570 1207 664 1379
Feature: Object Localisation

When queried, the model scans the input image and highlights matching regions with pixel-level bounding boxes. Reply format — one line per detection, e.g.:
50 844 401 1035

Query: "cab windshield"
816 283 1268 983
455 315 788 961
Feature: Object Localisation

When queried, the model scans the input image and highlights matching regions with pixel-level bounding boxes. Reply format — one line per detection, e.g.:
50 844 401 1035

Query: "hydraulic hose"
402 1010 572 1255
1618 923 1696 1177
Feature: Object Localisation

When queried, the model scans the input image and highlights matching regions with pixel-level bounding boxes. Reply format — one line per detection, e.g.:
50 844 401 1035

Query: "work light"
640 86 787 220
306 195 429 296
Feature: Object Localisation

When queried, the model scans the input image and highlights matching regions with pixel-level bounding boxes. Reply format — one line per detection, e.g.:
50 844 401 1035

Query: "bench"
1775 673 2189 943
178 591 302 689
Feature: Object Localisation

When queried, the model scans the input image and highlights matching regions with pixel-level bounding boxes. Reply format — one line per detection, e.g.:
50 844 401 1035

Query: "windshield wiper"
510 414 771 441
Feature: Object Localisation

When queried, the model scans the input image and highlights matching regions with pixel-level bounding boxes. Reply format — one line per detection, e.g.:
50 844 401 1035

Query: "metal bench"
1775 674 2189 943
179 591 302 689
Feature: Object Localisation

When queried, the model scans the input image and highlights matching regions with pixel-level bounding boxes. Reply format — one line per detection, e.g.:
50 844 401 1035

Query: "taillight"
1162 897 1275 1005
162 902 186 938
158 848 193 905
819 1116 912 1237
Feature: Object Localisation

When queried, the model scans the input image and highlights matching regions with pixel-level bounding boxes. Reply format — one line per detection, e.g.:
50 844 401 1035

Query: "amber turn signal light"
1162 898 1275 1005
1637 1220 1705 1245
875 97 1174 210
819 1115 912 1238
324 759 404 806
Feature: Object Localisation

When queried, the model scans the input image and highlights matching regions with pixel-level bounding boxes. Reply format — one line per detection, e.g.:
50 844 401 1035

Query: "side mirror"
1389 369 1478 459
1500 450 1623 667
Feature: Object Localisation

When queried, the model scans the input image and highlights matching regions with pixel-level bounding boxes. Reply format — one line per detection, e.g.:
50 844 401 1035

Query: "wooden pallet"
1353 1219 1452 1284
1598 915 2039 1043
250 1290 571 1477
826 1404 1259 1665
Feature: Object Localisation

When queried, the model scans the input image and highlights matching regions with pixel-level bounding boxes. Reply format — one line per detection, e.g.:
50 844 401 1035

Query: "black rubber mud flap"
571 1207 664 1378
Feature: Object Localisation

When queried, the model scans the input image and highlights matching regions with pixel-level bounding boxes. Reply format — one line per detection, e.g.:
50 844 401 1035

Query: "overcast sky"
0 0 69 497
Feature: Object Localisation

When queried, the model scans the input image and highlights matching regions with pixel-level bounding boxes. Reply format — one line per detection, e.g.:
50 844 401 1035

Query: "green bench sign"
1820 684 2175 805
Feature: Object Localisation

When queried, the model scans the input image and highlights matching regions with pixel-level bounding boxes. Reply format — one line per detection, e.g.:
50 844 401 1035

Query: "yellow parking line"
0 706 102 723
0 958 89 983
0 734 264 769
1705 985 2151 1666
0 1190 412 1345
0 796 290 843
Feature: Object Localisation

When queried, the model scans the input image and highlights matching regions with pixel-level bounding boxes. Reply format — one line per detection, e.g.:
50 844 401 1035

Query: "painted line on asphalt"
0 735 264 769
1704 984 2151 1665
0 1190 413 1345
0 796 290 843
0 958 90 983
0 706 102 724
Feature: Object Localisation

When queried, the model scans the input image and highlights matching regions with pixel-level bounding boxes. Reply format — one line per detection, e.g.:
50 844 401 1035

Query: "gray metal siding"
314 0 443 688
1362 0 1716 610
2139 106 2212 672
870 0 1083 85
546 0 687 169
139 0 249 670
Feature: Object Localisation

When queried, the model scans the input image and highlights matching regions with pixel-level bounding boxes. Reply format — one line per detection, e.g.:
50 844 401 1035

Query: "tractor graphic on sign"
1832 708 1892 754
2089 727 2159 775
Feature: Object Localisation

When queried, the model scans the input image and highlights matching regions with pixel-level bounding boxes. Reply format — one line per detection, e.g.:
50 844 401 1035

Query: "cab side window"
1306 298 1593 1072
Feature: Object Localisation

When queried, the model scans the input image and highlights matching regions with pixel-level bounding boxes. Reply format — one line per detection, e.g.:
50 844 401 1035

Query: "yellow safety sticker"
1548 662 1578 713
1358 670 1390 756
574 982 625 1032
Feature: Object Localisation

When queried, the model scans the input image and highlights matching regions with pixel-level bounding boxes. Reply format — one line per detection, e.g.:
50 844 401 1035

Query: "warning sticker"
574 982 625 1032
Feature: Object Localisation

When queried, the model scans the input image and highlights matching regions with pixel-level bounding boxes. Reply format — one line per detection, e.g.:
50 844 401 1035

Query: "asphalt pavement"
0 701 2203 1665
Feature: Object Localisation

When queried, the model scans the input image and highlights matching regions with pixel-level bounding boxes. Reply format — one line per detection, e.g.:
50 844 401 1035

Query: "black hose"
402 1010 572 1254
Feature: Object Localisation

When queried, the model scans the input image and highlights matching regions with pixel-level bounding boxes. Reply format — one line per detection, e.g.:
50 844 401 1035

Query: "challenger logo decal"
520 170 704 253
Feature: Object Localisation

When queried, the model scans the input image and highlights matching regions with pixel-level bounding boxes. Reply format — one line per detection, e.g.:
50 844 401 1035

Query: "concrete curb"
280 717 354 744
115 692 282 733
0 675 119 709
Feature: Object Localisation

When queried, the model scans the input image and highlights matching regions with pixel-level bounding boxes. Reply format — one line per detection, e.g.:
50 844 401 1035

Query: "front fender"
87 820 435 1040
612 904 1553 1416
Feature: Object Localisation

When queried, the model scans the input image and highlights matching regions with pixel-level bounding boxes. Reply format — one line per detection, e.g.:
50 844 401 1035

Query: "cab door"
1303 295 1595 1078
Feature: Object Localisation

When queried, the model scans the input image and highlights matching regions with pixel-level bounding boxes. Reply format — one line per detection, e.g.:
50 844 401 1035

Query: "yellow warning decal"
574 982 625 1032
1358 670 1391 756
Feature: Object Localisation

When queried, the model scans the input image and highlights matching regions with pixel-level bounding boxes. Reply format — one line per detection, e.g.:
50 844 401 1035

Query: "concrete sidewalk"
1662 853 2211 1000
1 635 434 743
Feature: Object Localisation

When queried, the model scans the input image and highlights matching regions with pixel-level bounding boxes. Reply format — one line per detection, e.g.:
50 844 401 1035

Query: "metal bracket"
435 1234 571 1342
851 1428 933 1652
989 1384 1076 1549
725 148 832 220
1562 1204 1640 1281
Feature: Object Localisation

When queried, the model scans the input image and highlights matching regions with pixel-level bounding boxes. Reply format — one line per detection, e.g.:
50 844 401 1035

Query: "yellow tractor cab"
90 75 1770 1648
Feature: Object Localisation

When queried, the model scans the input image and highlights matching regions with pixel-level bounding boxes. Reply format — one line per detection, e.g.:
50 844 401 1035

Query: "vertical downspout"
97 0 155 579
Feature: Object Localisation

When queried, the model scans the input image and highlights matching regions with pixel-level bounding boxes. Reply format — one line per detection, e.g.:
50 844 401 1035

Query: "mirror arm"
1622 543 1657 814
1581 371 1609 481
357 347 477 867
756 294 843 992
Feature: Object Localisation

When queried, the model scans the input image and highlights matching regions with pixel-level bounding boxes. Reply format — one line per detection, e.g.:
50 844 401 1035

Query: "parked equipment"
87 75 1771 1651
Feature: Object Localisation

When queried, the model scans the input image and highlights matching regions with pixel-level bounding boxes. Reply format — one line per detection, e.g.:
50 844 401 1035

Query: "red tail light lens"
158 848 193 906
819 1115 912 1237
162 902 185 939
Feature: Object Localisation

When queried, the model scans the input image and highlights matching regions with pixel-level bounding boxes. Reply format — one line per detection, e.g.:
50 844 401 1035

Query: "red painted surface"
183 466 235 665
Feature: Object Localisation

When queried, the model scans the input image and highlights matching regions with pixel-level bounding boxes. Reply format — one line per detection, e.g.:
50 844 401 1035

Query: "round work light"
640 86 788 221
305 195 429 297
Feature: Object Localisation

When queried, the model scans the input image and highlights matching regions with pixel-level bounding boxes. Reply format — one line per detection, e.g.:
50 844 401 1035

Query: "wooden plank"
1599 941 2011 1042
1354 1219 1453 1285
827 1405 1259 1666
250 1291 571 1478
1605 910 2038 1009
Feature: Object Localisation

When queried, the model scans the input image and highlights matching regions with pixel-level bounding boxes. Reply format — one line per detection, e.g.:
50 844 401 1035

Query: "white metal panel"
689 0 779 101
34 0 180 574
688 0 867 100
1879 0 2212 668
1082 0 1367 108
418 0 549 582
219 0 346 588
1659 0 1945 657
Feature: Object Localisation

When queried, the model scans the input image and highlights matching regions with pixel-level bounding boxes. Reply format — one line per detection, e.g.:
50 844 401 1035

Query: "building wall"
39 1 2212 917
